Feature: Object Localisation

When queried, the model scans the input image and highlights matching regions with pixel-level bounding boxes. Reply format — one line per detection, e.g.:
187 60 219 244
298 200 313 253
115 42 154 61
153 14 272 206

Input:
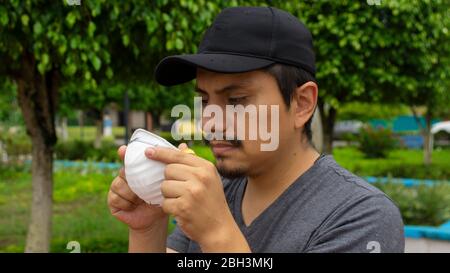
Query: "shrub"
373 181 450 226
0 129 31 159
350 162 450 180
357 125 398 158
87 139 119 162
55 139 119 162
334 147 450 180
0 162 30 180
55 140 91 161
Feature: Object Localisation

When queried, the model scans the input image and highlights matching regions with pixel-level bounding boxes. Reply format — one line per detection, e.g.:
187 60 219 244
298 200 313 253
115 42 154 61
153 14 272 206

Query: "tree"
0 0 225 252
379 0 450 165
274 0 449 154
264 1 380 153
349 0 450 164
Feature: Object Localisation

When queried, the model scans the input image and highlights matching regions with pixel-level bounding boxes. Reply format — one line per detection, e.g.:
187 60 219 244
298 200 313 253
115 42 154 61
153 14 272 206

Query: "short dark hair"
263 64 317 143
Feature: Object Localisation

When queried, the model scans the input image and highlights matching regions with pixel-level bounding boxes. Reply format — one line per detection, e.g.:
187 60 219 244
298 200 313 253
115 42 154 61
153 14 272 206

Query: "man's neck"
241 142 320 226
247 142 320 194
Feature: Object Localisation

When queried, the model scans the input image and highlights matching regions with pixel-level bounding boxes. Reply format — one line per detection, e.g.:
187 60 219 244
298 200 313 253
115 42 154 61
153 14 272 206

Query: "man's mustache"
203 133 242 147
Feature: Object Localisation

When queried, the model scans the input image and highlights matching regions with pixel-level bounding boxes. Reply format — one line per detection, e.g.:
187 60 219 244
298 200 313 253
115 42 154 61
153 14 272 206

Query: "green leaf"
21 14 29 26
150 36 158 47
0 7 8 26
122 34 130 47
58 44 67 55
70 37 79 49
91 56 102 71
88 22 96 37
175 38 184 50
166 40 173 50
41 53 49 66
106 67 113 79
33 22 43 35
165 22 173 32
37 63 46 75
92 41 100 52
84 71 92 80
66 12 77 28
63 62 77 76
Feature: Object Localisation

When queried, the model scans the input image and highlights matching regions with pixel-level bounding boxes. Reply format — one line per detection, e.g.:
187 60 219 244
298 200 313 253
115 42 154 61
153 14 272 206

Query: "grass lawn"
0 167 175 253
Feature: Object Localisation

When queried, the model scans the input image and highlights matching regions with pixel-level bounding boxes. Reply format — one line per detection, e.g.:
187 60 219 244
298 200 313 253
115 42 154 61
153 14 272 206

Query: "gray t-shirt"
167 155 405 253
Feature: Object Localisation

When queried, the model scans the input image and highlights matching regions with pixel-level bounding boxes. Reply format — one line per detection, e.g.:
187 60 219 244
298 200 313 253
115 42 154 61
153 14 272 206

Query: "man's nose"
202 105 234 138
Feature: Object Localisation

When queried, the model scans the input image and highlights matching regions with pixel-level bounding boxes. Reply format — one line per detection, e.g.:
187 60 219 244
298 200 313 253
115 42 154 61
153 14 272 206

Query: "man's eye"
228 97 247 105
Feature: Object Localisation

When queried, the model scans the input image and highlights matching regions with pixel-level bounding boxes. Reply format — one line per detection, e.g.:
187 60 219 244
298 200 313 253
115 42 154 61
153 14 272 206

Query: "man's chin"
215 161 247 179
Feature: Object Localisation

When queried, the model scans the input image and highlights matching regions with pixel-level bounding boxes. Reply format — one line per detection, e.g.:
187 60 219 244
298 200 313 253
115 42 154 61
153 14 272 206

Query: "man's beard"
204 137 246 179
215 160 247 179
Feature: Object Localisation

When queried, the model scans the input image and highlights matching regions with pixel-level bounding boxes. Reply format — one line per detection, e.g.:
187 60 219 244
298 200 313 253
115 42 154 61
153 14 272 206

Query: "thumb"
118 145 127 161
178 143 196 155
178 143 188 151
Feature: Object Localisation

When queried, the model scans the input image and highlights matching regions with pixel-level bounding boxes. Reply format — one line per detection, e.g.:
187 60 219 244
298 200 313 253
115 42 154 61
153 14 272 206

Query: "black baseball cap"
155 6 315 86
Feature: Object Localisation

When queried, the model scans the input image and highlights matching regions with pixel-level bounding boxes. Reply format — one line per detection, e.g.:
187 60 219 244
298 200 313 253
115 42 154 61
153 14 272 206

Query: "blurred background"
0 0 449 252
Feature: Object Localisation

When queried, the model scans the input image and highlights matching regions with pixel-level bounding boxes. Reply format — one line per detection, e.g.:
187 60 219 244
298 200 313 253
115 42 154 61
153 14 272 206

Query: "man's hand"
145 144 251 252
107 145 167 232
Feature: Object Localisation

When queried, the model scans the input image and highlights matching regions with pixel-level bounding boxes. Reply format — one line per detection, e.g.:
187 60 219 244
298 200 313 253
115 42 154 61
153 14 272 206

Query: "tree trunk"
61 116 68 141
411 106 433 166
78 110 84 140
16 52 58 252
145 111 153 131
423 111 432 165
319 101 337 154
26 138 54 252
151 111 161 130
94 110 103 149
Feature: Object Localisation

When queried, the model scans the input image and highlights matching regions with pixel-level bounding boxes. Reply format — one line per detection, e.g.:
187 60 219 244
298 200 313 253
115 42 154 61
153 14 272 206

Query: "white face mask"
124 128 177 206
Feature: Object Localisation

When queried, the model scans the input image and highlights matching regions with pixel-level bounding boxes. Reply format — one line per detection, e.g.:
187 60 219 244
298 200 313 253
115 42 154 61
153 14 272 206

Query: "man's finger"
118 167 126 180
178 143 196 155
111 176 141 205
108 190 136 211
161 180 187 198
118 145 127 161
164 163 196 181
178 143 188 150
161 198 179 215
145 147 202 166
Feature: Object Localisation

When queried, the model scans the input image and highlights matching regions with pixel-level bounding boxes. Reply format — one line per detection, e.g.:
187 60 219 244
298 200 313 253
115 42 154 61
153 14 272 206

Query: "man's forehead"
196 68 264 93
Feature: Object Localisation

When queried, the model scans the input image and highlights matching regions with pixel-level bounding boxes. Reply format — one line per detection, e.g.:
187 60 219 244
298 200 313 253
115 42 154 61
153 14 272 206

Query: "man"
107 6 404 253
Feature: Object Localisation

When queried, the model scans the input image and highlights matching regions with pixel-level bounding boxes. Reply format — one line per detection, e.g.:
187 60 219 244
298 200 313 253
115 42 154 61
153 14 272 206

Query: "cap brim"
154 53 274 86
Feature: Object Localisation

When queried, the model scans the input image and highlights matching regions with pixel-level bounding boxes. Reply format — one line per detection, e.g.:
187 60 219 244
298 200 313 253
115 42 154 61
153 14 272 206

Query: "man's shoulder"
306 155 404 252
315 155 390 200
312 155 402 228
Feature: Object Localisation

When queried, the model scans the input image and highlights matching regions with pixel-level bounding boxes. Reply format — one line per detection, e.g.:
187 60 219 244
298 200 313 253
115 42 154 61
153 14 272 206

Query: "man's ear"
291 81 318 129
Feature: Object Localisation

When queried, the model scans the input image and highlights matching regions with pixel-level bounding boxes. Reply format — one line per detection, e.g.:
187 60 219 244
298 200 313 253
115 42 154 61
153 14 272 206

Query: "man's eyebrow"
195 86 207 94
195 82 252 95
